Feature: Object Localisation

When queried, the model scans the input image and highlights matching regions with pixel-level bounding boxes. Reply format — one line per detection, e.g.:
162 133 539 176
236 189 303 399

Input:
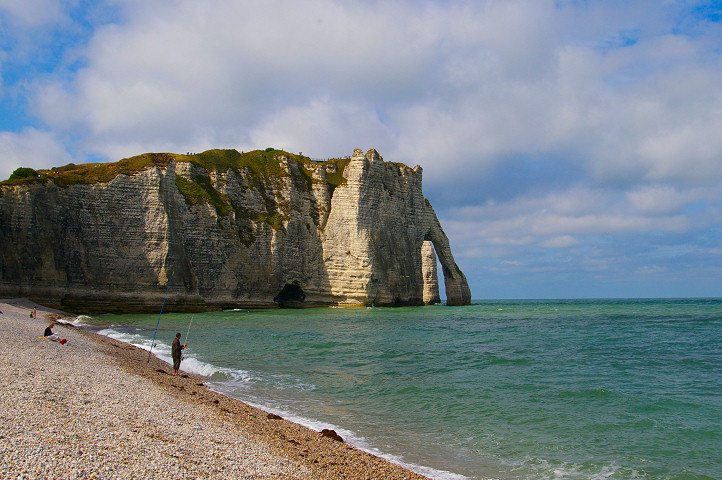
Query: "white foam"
95 327 468 480
205 386 468 480
70 314 96 326
362 448 469 480
96 328 236 379
506 456 626 480
98 328 159 353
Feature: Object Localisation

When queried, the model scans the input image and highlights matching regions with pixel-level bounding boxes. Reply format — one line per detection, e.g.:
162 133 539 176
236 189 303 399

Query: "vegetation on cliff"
2 153 175 187
8 167 39 181
324 157 351 192
2 149 349 188
1 148 351 241
174 175 234 216
170 149 347 234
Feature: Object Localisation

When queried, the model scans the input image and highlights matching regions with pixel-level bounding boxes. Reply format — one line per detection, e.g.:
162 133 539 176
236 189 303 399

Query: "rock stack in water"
0 148 471 312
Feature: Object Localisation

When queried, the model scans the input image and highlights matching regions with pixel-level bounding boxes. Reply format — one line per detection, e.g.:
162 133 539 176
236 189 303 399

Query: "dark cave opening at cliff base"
273 283 306 308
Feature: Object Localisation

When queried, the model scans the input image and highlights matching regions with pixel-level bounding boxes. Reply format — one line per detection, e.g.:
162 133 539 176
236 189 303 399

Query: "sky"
1 0 721 299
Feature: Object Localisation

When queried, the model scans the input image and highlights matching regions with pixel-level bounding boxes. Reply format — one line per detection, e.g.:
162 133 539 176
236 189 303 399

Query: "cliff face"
0 148 471 312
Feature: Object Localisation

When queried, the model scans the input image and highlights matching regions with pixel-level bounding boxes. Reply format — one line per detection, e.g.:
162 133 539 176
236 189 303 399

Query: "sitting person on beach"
172 333 187 375
44 323 66 344
44 322 60 341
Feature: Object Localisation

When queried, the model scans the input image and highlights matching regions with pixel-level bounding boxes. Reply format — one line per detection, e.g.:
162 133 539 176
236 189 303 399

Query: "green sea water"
80 298 722 480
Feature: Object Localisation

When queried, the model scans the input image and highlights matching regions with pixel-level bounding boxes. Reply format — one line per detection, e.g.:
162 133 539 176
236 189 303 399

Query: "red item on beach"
60 339 67 345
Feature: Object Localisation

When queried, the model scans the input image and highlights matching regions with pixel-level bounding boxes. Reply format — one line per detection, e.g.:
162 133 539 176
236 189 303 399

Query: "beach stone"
320 429 344 442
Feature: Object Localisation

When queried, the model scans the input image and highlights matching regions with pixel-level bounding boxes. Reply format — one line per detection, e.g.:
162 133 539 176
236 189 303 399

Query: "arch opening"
273 282 306 308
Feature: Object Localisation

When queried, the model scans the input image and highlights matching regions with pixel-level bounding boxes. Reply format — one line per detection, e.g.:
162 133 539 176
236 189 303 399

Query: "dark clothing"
44 327 53 337
172 337 182 370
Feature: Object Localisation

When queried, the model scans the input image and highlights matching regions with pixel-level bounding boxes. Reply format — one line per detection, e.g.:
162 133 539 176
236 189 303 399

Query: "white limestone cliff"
0 149 471 312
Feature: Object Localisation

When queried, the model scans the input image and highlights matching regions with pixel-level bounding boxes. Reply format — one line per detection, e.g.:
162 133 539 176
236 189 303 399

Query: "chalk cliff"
0 148 471 312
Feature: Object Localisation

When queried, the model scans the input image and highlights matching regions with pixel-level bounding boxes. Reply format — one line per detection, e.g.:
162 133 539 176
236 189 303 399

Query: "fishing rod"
147 271 174 364
183 316 193 348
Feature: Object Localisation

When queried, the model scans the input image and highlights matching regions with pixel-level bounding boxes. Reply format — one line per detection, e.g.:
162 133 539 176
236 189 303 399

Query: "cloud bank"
1 0 721 298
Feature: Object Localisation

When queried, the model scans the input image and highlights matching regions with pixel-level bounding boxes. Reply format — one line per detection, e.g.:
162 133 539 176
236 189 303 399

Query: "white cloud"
0 128 72 180
16 0 722 195
247 97 394 158
541 235 580 248
31 0 450 157
0 0 78 68
635 265 668 275
4 0 722 297
444 182 715 256
626 185 692 216
0 0 66 27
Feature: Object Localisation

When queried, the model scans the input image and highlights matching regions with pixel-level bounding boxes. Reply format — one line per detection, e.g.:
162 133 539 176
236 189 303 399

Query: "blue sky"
1 0 721 299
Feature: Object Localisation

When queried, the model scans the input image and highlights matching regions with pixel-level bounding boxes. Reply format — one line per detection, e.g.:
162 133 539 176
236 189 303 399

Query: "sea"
73 298 721 480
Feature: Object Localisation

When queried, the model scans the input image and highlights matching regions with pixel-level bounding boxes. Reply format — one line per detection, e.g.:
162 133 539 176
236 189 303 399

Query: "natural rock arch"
420 225 471 306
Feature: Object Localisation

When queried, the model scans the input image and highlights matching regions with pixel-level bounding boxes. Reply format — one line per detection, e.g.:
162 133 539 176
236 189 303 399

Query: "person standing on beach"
31 307 37 319
172 333 187 375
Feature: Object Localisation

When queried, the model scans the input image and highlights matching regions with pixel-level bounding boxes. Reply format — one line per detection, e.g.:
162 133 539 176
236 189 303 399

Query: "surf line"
147 270 175 364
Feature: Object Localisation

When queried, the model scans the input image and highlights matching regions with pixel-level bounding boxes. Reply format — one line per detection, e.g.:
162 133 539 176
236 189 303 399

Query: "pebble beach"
0 300 430 480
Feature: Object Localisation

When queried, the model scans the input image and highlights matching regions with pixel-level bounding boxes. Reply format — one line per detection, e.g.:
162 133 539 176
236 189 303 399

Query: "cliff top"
0 148 356 188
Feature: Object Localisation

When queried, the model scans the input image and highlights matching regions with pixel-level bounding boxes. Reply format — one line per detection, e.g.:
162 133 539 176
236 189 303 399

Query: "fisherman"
171 332 187 375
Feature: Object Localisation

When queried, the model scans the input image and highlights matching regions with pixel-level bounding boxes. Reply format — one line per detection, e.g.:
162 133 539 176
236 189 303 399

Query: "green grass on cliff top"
0 149 351 188
2 152 175 187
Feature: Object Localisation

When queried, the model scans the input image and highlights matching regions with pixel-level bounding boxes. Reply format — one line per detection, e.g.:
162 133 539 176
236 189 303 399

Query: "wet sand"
0 299 430 479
